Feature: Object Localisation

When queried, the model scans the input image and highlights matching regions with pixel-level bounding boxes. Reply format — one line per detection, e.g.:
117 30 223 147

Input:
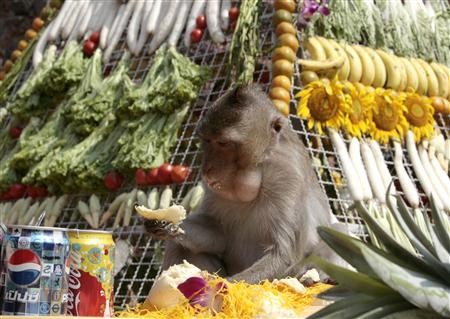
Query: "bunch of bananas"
299 37 450 101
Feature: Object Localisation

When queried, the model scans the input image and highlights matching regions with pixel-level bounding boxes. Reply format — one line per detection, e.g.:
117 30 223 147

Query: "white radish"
168 0 194 47
127 0 144 54
146 0 163 35
148 1 182 54
32 23 53 68
361 142 386 203
134 0 154 54
445 139 450 160
220 0 231 30
430 153 450 197
349 138 373 201
100 2 120 49
89 1 109 35
104 1 135 62
405 131 442 209
206 0 226 43
67 1 90 42
48 0 76 41
369 140 395 197
77 0 95 39
418 145 450 211
61 1 85 39
184 0 207 47
393 141 420 208
328 129 364 201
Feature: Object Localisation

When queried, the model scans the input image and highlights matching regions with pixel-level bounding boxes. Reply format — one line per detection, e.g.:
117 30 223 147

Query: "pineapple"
308 191 450 318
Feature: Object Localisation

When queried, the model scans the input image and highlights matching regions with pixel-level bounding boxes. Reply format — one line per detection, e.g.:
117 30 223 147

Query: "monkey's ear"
271 117 283 135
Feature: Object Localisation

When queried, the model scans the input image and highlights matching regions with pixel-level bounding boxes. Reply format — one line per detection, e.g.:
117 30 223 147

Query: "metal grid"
1 0 450 309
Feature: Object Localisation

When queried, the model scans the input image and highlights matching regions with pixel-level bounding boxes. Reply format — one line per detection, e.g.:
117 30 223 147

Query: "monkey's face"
197 85 284 202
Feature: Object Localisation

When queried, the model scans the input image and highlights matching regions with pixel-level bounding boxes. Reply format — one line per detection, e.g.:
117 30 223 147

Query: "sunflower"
295 77 349 134
368 89 409 144
341 82 375 138
403 92 435 142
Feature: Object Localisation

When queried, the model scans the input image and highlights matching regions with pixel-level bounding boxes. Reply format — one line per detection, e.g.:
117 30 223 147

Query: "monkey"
145 84 347 284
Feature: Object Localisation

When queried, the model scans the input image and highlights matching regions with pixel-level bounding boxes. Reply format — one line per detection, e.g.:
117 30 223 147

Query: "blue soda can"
1 225 70 316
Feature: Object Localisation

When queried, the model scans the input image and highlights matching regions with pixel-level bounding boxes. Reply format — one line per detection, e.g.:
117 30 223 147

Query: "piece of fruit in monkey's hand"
136 204 186 239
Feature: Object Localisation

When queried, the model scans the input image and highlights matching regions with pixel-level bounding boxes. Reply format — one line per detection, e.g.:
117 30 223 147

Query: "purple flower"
299 0 331 27
177 277 228 312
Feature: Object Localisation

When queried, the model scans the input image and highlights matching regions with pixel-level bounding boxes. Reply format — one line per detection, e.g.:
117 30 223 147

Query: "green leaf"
308 256 394 297
383 308 444 319
357 301 415 319
307 294 373 319
429 194 450 253
361 245 450 317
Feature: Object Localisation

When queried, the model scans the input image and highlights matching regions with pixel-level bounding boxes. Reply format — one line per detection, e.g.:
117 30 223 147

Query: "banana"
304 37 327 61
430 62 449 98
299 38 345 72
398 57 419 92
397 56 408 91
328 39 350 80
416 58 439 97
363 46 386 88
340 42 362 82
375 50 402 90
410 58 428 95
352 45 375 86
440 64 450 98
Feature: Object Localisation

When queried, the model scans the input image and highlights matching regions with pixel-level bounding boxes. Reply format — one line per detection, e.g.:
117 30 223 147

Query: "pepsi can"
1 226 70 316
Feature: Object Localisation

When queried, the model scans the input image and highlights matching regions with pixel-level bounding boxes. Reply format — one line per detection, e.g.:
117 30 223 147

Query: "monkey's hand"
144 219 184 240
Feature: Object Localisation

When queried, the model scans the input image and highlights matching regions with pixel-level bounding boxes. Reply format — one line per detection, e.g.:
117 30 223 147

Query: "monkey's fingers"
144 220 183 240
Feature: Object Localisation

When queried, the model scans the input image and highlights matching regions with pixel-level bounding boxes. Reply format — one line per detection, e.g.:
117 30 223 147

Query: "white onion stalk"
100 1 119 49
369 140 396 197
328 129 364 202
168 0 194 47
406 131 443 209
206 0 226 43
127 0 144 54
220 0 231 30
418 145 450 211
393 140 420 208
33 22 53 68
134 0 154 55
48 0 75 41
184 0 207 47
146 0 163 35
361 142 386 203
349 138 373 201
61 1 85 39
148 1 182 54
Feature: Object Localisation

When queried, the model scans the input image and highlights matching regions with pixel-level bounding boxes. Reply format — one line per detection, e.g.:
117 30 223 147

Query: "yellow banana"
304 37 327 61
410 58 428 95
397 56 408 91
399 57 419 92
363 46 386 88
352 45 375 86
340 42 362 82
430 62 449 98
299 37 345 72
375 50 402 90
440 64 450 98
327 39 350 80
416 58 439 97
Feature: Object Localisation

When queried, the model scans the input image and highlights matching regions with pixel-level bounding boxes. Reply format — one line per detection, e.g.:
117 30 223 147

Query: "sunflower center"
308 88 338 122
350 99 363 123
406 102 427 127
373 98 398 131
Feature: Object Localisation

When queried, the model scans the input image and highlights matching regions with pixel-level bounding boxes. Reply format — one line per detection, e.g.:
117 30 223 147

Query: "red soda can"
67 230 115 317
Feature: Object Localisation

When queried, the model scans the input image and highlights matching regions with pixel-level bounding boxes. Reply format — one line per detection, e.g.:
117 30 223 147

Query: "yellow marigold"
403 92 435 142
295 77 349 135
368 89 409 145
342 82 375 138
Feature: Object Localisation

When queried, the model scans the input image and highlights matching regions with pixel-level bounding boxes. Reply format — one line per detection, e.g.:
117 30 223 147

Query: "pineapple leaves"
307 256 393 297
429 194 450 253
360 245 450 317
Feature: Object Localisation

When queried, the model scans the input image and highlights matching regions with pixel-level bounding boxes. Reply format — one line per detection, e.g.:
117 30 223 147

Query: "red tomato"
196 15 207 29
146 168 159 185
190 29 203 43
26 185 37 198
9 126 22 139
83 40 96 57
104 171 124 191
35 187 48 197
9 183 26 199
135 168 148 186
0 191 12 201
89 31 100 44
229 6 240 21
157 163 173 184
171 165 190 184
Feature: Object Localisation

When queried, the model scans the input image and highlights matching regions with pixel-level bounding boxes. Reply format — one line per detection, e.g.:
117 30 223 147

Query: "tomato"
104 171 124 191
11 50 22 62
229 7 240 21
171 165 190 184
271 99 290 116
196 15 207 29
4 60 13 72
277 33 299 52
83 40 96 57
274 0 296 12
32 17 44 31
190 29 203 43
273 9 292 25
135 168 148 186
9 126 22 139
10 183 26 199
147 168 159 185
34 187 48 197
89 31 101 44
157 163 173 184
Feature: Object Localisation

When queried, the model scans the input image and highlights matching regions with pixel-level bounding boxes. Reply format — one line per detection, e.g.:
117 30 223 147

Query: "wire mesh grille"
1 1 450 309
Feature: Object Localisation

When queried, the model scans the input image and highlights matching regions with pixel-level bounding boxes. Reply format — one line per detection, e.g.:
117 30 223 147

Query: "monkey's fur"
147 85 345 284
